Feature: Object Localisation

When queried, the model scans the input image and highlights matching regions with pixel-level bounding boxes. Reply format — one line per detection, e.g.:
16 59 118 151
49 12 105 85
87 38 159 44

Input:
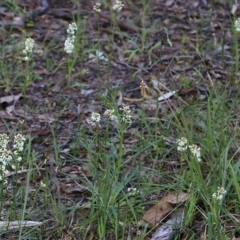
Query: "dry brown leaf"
0 110 18 120
61 166 72 173
165 0 174 7
0 221 42 230
5 105 14 115
142 192 188 226
142 201 171 226
231 3 238 14
37 113 55 123
14 109 33 120
190 0 200 8
0 93 22 103
158 90 178 102
116 90 123 105
161 192 188 204
59 183 86 194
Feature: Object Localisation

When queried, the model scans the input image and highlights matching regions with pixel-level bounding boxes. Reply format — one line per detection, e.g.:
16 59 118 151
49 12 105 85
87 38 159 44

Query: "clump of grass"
171 87 240 239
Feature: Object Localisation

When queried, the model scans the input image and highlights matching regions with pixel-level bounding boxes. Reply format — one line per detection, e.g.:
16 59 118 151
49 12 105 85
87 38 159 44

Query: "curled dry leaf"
165 0 174 7
231 3 238 15
158 90 178 102
142 201 171 226
0 93 22 103
116 90 123 106
161 192 188 204
142 192 188 226
6 105 14 115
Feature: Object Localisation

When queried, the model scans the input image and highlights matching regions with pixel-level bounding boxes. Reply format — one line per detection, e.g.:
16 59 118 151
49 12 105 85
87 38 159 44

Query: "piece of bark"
151 210 184 240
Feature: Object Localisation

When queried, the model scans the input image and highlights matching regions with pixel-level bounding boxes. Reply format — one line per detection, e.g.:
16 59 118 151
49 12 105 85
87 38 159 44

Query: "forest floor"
0 0 240 239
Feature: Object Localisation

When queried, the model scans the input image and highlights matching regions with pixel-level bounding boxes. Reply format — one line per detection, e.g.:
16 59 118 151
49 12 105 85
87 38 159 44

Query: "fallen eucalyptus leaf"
0 93 22 103
0 220 43 230
158 90 178 102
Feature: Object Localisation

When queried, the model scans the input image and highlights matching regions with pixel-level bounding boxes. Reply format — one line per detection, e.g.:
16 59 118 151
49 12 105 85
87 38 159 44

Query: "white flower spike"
113 0 124 12
235 18 240 32
212 187 226 200
23 38 35 61
64 22 77 54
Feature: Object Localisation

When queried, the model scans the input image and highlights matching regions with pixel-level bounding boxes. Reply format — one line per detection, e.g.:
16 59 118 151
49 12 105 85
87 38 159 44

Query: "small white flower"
91 112 101 123
93 3 101 12
13 133 25 153
122 115 132 123
119 105 132 123
64 38 75 54
120 105 131 115
212 187 226 200
95 51 108 61
24 38 34 53
11 165 16 170
235 18 240 32
67 22 77 35
86 119 96 126
127 187 136 192
14 133 26 142
40 181 46 188
113 0 124 12
0 133 9 150
70 35 75 42
104 109 115 117
127 187 139 196
2 149 12 161
137 230 142 236
189 144 201 162
104 109 118 123
0 159 6 166
7 155 13 162
34 49 43 54
110 115 118 122
176 137 188 152
87 112 101 126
